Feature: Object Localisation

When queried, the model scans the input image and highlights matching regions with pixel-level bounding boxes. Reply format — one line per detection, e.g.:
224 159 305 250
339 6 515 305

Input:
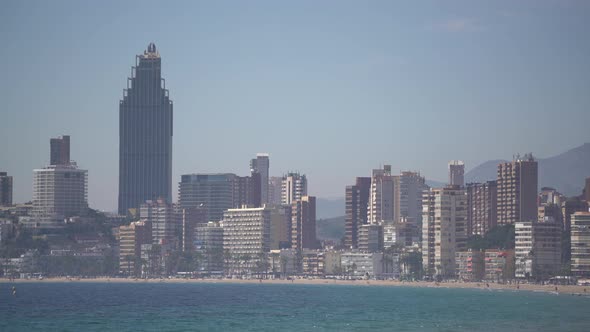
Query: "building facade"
422 186 468 278
50 135 70 166
178 173 235 223
466 181 497 236
515 220 562 279
119 220 151 275
0 172 13 206
448 160 465 187
368 165 395 224
250 153 269 205
221 207 271 272
571 212 590 278
395 171 428 227
31 165 88 229
118 43 173 215
345 177 371 248
291 196 317 250
281 172 308 205
140 199 177 247
484 249 515 281
456 250 484 282
358 224 384 253
496 155 538 225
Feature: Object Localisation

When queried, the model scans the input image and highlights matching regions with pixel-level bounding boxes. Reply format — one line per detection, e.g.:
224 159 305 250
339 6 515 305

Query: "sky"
1 0 589 212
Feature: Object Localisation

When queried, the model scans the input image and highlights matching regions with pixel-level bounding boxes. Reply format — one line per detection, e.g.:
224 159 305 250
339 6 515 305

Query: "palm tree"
271 252 280 277
280 256 289 279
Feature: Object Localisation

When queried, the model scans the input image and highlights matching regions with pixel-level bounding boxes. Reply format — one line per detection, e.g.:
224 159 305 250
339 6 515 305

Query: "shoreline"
2 277 589 296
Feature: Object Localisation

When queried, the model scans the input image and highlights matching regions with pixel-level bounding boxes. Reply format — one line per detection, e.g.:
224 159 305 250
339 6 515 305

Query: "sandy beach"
2 277 589 296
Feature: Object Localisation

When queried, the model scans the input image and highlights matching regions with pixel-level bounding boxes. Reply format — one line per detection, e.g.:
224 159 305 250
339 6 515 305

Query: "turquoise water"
1 282 589 331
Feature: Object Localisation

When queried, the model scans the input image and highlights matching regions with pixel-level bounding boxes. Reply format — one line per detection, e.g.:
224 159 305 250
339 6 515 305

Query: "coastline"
2 277 589 296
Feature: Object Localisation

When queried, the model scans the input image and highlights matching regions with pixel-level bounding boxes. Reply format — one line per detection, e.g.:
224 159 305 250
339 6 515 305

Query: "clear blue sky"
1 0 589 212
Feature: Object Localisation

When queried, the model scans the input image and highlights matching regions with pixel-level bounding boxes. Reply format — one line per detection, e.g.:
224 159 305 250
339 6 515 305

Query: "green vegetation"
316 216 345 241
466 224 515 250
0 227 49 258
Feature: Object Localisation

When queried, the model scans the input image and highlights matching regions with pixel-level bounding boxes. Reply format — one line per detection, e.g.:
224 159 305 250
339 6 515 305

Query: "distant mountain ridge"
465 143 590 197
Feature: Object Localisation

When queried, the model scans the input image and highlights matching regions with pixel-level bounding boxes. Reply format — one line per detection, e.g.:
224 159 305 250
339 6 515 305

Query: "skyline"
1 1 590 211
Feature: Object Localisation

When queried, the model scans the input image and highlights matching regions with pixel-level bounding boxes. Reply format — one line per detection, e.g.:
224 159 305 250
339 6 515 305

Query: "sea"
1 282 589 331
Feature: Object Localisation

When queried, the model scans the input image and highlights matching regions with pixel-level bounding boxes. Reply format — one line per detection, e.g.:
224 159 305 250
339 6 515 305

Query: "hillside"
316 216 345 242
465 143 590 196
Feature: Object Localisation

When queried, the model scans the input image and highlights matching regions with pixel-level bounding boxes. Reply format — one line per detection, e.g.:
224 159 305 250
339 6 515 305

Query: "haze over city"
1 0 589 212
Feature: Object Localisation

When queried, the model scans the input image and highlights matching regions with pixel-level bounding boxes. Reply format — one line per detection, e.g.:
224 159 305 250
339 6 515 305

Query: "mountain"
316 216 345 241
465 143 590 197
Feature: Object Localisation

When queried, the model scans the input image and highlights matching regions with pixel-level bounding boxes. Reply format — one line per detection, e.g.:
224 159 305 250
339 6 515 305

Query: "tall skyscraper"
368 165 394 224
281 172 308 205
345 177 371 249
118 43 173 215
496 154 538 225
448 160 465 187
422 186 468 278
291 196 317 250
0 172 13 206
466 181 498 236
50 135 70 166
395 171 428 226
250 153 269 204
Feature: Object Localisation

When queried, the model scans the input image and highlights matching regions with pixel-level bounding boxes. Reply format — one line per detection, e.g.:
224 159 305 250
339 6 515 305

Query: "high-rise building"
281 172 307 205
496 154 538 225
345 177 371 248
221 206 271 272
250 153 269 204
395 171 428 226
515 219 562 279
31 164 87 229
178 174 235 223
466 181 497 236
422 186 468 278
50 135 70 166
270 205 291 250
268 176 283 206
291 196 317 250
0 172 13 206
118 43 173 215
119 220 151 275
140 199 177 246
233 174 262 208
562 198 589 234
448 160 465 187
585 177 590 203
571 212 590 278
368 165 395 224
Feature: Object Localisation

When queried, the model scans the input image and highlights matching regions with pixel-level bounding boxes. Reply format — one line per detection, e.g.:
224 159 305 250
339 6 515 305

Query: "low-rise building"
302 250 325 276
358 224 383 253
456 250 484 282
484 249 515 282
340 251 384 279
515 220 561 279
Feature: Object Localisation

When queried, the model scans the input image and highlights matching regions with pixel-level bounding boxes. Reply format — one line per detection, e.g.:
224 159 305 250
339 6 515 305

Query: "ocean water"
1 282 589 331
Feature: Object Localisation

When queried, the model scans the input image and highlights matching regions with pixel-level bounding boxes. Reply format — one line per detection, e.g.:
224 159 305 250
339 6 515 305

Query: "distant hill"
465 143 590 197
316 216 345 242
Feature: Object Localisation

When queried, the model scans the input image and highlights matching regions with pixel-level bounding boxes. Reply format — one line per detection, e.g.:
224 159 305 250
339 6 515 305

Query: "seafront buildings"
515 220 562 279
118 43 173 215
291 196 318 250
422 186 468 278
368 165 395 224
119 220 151 275
466 181 498 236
345 177 371 248
571 212 590 277
0 172 13 206
496 154 538 225
178 173 235 222
221 206 271 272
140 199 177 246
395 171 428 228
